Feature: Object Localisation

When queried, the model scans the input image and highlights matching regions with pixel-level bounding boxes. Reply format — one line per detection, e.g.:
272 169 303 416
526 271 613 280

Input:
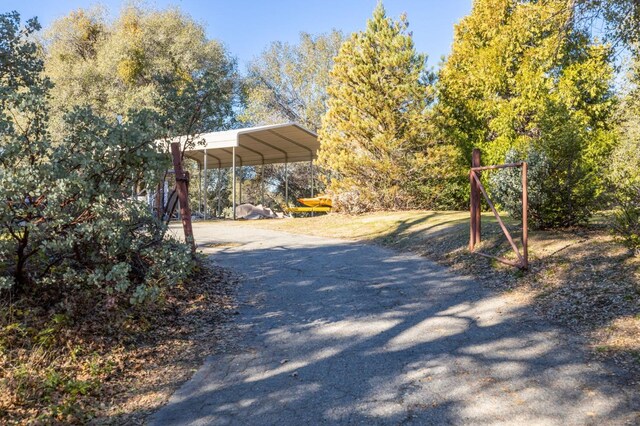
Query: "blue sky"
1 1 472 68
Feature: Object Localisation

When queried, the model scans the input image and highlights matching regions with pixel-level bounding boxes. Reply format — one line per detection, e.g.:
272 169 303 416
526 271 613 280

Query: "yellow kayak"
297 196 332 208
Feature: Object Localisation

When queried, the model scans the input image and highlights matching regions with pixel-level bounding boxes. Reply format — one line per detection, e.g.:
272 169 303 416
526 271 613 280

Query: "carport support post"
198 163 202 217
203 149 208 220
217 167 222 217
239 165 242 205
310 159 314 197
232 146 236 220
261 164 265 206
285 161 289 206
310 158 314 217
155 181 163 219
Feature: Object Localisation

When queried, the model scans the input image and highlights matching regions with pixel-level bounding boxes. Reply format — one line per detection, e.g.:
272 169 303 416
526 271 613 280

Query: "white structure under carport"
180 123 319 220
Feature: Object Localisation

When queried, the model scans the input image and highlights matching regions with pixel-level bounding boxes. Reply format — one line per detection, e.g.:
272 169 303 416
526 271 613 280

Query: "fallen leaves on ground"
0 258 237 425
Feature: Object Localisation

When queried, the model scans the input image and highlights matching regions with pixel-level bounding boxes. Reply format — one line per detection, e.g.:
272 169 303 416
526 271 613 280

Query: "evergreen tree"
607 57 640 253
437 0 616 227
318 3 454 212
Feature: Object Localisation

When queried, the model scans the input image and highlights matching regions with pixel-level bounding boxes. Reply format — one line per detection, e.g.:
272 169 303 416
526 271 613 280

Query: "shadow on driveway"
150 225 638 425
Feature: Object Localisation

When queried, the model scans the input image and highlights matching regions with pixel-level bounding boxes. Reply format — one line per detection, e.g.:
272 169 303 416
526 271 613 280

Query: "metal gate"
469 148 528 269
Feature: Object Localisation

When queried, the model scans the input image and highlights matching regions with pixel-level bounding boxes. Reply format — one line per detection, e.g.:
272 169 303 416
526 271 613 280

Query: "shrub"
0 12 193 305
490 148 550 229
608 120 640 254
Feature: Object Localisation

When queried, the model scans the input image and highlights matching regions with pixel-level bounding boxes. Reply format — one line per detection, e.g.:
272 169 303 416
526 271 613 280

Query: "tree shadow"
144 229 638 425
363 214 640 378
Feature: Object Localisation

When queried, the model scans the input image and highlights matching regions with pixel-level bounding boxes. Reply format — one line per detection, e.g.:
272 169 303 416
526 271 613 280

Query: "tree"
44 5 239 143
570 0 640 51
607 58 640 253
241 30 344 132
0 12 192 304
437 0 616 227
240 31 344 206
318 3 455 212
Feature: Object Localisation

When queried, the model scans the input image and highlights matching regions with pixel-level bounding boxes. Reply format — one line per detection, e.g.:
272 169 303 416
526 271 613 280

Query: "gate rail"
469 149 528 270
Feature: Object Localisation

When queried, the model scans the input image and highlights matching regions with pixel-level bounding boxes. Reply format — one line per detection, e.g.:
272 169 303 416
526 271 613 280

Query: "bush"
608 121 640 254
490 148 550 229
490 146 601 229
0 13 193 305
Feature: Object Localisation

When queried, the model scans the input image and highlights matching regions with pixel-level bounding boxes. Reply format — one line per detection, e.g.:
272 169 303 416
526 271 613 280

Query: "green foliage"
0 12 193 303
608 62 640 253
318 3 459 212
44 5 239 141
241 30 344 132
240 31 345 204
490 148 556 229
43 4 238 225
437 0 616 227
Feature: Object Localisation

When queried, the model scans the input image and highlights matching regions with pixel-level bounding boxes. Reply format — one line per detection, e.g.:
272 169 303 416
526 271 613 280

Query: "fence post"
470 149 482 250
469 169 475 250
155 181 163 219
522 162 528 269
171 142 196 253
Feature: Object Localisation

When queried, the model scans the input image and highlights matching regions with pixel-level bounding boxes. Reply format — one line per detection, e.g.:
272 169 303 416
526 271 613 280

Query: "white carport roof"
182 123 319 168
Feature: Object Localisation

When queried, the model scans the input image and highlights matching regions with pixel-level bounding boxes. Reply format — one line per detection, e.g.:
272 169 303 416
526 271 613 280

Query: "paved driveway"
151 222 638 425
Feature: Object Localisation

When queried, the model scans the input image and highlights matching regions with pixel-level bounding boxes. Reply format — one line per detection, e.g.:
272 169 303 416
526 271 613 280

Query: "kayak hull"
297 196 332 208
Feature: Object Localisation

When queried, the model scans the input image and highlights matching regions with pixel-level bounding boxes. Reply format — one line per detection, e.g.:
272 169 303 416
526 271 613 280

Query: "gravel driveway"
150 222 638 425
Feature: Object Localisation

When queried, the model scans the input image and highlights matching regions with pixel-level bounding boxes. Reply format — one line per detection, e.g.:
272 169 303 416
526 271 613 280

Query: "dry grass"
0 258 237 425
231 211 640 378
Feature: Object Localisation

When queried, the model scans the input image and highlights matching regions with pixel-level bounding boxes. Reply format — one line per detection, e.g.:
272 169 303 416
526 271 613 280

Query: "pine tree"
318 2 443 212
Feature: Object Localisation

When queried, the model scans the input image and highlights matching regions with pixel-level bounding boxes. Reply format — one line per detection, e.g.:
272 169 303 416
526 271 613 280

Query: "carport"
182 123 319 219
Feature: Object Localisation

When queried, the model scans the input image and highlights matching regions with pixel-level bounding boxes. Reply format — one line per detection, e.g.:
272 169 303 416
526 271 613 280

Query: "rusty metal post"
155 181 163 220
171 142 196 253
522 162 528 269
470 149 482 250
469 168 476 250
472 149 482 245
469 157 529 270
